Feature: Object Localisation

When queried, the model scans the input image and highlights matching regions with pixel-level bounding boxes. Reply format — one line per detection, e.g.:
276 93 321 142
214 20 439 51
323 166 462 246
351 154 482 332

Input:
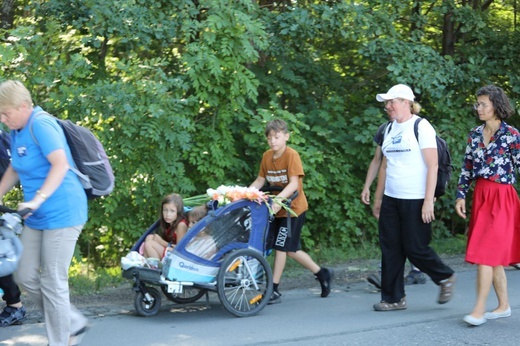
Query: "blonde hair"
411 101 422 114
0 80 33 112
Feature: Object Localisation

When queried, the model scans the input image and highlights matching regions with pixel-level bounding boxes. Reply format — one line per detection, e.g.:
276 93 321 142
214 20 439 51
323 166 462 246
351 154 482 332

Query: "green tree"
0 0 519 265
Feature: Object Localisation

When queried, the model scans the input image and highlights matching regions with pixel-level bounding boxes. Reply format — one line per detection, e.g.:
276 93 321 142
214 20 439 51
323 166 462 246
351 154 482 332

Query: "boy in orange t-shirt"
250 119 332 304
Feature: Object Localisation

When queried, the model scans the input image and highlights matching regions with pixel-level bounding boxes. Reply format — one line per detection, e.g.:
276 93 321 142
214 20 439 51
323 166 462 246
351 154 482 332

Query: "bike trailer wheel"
134 286 162 317
217 248 273 317
161 285 208 304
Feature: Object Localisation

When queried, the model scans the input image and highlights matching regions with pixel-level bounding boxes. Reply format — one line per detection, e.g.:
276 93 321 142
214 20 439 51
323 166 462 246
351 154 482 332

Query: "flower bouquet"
182 194 212 207
183 185 296 216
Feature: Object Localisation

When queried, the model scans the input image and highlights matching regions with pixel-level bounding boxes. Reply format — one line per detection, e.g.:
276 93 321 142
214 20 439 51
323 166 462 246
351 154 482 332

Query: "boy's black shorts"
267 212 306 252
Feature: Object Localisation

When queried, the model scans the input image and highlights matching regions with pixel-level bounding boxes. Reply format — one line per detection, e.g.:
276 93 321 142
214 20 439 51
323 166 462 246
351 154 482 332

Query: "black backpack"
413 118 453 198
384 117 453 198
30 112 115 199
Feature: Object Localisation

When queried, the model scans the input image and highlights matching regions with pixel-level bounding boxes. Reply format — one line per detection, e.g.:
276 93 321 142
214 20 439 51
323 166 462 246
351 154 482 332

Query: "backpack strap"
383 120 392 136
28 111 84 180
28 110 53 147
413 117 424 141
382 120 393 140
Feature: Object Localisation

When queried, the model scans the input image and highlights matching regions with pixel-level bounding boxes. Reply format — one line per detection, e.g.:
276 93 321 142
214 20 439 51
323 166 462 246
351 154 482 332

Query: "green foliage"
69 257 125 295
0 0 518 267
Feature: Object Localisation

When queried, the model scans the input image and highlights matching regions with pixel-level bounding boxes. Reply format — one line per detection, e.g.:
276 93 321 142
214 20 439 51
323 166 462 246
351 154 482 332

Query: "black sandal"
0 305 27 326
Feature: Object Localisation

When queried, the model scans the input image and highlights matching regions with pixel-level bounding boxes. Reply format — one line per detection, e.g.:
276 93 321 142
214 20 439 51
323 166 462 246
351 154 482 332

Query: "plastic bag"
120 251 147 270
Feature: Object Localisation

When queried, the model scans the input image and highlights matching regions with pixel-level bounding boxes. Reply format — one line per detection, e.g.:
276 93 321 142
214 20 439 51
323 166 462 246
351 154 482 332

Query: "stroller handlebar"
260 185 298 205
0 205 32 218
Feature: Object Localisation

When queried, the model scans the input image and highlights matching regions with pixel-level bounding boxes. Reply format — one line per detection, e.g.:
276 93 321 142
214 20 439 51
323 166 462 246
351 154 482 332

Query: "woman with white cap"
372 84 456 311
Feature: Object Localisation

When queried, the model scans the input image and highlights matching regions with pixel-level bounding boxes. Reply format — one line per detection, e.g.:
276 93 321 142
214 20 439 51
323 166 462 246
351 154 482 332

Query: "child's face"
188 218 199 229
162 202 178 224
266 130 289 153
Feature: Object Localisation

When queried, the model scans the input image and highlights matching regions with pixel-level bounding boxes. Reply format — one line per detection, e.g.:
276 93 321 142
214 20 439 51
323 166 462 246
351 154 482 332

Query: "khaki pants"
15 225 87 346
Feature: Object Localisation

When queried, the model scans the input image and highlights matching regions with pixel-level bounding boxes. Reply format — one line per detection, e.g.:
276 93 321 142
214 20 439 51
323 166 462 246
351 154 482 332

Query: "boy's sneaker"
404 269 426 285
268 291 282 305
316 267 333 297
0 305 27 326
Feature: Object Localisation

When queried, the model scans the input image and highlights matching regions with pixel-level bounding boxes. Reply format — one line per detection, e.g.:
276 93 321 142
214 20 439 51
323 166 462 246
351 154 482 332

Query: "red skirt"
465 178 520 266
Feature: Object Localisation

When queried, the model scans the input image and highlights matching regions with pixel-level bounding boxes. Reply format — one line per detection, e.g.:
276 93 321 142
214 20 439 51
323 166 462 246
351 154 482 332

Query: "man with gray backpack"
0 129 27 327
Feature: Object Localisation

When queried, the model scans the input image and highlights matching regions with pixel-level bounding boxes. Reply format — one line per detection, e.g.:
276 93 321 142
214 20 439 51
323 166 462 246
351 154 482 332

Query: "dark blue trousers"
0 274 22 305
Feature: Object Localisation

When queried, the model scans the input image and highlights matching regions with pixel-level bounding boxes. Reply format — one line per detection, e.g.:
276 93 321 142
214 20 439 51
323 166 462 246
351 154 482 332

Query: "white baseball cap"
376 84 415 102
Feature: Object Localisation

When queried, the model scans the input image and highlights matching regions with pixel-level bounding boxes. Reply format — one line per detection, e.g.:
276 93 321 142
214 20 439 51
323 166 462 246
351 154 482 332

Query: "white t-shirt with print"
381 115 437 199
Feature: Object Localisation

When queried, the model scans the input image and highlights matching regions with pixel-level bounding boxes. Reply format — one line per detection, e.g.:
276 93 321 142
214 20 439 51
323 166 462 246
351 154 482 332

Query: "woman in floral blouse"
455 84 520 326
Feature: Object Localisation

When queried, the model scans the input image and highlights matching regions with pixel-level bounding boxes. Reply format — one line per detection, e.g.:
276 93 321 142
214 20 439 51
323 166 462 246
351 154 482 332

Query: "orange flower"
205 185 294 216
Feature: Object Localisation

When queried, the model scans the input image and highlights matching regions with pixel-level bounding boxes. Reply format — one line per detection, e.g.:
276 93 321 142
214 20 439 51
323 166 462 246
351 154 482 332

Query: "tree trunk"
1 0 16 31
442 0 495 56
442 10 455 56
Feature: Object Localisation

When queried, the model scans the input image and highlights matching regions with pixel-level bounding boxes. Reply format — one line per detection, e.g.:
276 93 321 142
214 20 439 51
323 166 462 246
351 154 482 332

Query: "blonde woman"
0 80 88 345
372 84 455 312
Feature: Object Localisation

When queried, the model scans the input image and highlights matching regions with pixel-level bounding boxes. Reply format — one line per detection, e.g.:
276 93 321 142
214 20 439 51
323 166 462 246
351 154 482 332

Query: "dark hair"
265 119 288 136
188 205 208 224
476 85 514 120
159 193 185 234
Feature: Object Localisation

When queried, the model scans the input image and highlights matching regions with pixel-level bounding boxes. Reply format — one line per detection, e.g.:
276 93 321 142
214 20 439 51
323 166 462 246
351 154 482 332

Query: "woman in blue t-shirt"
0 80 88 345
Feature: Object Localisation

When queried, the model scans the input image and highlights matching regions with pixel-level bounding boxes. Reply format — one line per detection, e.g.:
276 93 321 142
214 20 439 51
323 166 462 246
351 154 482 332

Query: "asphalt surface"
2 260 520 346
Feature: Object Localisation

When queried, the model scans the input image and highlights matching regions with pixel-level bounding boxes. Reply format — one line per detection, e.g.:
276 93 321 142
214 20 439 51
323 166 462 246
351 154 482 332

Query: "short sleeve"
417 119 437 149
31 116 67 156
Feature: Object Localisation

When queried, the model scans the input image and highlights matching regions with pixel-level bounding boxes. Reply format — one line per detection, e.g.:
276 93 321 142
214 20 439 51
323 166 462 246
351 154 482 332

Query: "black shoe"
268 291 282 305
0 306 27 326
316 268 333 297
367 273 382 290
69 325 89 346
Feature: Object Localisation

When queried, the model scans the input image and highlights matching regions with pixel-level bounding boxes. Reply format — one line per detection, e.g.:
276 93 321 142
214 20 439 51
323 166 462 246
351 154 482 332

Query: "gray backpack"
31 111 115 199
0 210 24 277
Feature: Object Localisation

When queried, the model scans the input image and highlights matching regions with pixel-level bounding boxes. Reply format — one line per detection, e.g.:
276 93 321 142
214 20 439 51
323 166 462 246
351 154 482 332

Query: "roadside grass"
69 258 126 295
431 234 467 256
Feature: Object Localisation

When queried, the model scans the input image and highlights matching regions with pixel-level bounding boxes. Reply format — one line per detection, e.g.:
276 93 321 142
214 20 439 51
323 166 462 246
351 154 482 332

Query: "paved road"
2 267 520 345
